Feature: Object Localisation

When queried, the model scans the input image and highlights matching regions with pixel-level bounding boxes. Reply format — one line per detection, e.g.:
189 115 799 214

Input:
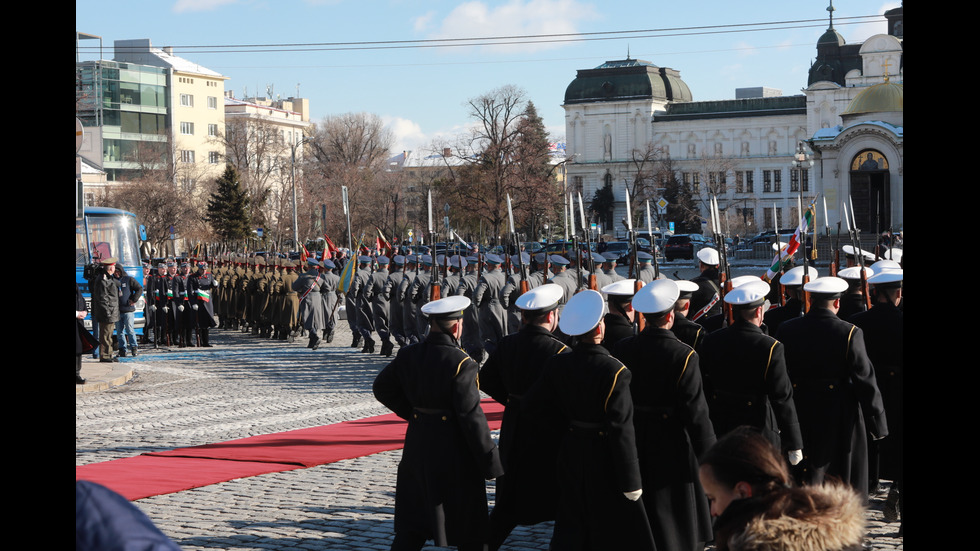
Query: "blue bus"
76 207 147 333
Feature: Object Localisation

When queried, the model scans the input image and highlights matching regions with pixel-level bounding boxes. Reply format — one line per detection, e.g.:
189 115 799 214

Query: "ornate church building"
562 3 903 237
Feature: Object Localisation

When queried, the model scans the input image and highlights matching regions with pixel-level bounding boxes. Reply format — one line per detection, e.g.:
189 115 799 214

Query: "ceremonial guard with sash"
295 259 325 350
189 261 218 347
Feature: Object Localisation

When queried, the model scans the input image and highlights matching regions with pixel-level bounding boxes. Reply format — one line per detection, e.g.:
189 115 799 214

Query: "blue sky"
76 0 898 154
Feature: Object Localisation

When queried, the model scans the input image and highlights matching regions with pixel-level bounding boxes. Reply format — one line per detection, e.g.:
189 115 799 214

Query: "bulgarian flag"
766 197 817 280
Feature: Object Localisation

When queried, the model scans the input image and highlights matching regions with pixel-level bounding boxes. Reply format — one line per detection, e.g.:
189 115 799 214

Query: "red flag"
376 227 393 257
323 234 339 254
301 244 310 263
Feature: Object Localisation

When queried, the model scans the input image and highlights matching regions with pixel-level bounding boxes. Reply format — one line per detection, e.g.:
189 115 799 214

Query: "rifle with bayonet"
427 189 441 302
569 193 583 292
844 198 872 311
506 194 530 296
578 192 597 290
624 183 645 333
710 195 733 326
646 200 660 280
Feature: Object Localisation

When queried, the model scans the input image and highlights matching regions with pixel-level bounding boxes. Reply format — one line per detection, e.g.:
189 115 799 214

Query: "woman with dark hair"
699 426 867 551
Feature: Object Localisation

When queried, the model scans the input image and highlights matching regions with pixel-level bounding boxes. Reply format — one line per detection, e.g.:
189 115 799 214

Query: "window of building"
207 96 218 109
180 122 194 135
208 124 218 137
791 169 799 192
763 170 772 192
180 94 193 107
573 175 584 195
692 172 700 194
745 171 754 193
763 207 782 230
181 177 195 193
208 151 221 164
773 170 782 193
801 168 809 192
179 150 195 163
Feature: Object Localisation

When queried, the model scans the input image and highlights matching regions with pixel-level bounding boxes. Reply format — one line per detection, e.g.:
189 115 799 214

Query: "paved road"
76 279 903 550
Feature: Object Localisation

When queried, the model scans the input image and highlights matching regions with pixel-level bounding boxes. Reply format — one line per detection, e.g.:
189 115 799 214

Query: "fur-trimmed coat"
714 483 866 551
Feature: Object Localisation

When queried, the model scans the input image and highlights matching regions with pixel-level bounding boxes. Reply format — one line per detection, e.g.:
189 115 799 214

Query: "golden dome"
843 80 903 115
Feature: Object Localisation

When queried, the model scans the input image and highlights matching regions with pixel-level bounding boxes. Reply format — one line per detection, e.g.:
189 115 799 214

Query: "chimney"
443 148 451 157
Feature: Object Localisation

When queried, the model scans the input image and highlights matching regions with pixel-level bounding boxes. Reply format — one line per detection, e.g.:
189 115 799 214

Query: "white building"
562 4 903 238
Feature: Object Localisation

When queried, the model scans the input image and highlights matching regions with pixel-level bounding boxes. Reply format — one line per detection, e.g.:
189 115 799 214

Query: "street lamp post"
289 136 310 252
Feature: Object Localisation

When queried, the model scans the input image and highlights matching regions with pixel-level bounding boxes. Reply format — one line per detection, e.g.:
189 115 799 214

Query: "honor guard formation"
78 230 903 550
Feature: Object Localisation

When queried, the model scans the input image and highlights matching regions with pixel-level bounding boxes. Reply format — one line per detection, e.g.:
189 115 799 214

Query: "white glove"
163 307 169 313
623 489 642 501
192 305 199 311
788 449 803 466
178 305 184 312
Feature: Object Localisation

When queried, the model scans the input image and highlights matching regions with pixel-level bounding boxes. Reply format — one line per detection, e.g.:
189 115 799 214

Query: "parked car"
664 233 710 261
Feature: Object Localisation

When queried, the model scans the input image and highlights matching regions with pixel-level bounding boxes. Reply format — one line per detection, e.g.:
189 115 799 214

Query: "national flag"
766 197 817 280
300 244 310 263
376 227 393 257
323 235 339 254
339 235 364 294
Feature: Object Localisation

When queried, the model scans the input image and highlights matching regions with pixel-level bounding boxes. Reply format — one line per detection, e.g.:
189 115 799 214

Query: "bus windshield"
76 213 141 267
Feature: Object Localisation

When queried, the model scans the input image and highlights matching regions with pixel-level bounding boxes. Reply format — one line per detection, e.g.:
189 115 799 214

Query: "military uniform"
777 306 888 500
373 327 503 550
294 265 325 349
699 319 802 451
523 342 656 551
474 263 507 353
613 328 715 551
189 264 218 346
480 324 568 548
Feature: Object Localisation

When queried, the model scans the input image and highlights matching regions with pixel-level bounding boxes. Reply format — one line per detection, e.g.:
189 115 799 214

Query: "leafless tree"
305 112 394 247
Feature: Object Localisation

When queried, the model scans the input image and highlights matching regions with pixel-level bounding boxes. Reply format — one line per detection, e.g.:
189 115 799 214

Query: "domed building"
562 3 903 237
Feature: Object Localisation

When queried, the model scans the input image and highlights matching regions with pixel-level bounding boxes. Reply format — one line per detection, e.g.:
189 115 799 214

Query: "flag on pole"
376 227 393 257
766 197 817 280
300 244 310 263
324 235 339 254
339 235 364 294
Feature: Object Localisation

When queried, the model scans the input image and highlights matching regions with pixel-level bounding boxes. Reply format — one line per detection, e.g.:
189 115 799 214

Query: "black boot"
351 335 362 348
325 330 334 344
76 355 86 384
361 338 375 354
380 341 394 357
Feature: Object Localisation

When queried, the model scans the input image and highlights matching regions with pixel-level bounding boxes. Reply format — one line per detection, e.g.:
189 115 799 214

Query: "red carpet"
76 399 505 501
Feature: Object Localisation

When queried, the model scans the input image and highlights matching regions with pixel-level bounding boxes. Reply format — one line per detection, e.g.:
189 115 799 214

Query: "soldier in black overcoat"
613 279 715 551
599 279 637 353
670 280 706 351
776 276 888 502
373 295 503 551
850 269 903 527
699 280 803 459
189 261 218 347
479 284 569 551
524 290 656 551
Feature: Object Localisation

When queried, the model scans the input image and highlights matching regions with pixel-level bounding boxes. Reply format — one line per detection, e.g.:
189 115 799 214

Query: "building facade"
76 36 228 196
562 4 903 239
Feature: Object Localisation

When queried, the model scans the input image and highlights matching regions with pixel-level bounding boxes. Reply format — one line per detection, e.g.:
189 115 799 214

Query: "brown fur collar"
725 483 866 551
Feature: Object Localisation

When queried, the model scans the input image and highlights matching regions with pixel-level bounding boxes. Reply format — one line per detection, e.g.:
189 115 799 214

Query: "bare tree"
306 112 394 247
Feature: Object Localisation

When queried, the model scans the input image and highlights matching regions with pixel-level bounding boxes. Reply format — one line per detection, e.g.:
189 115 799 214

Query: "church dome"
564 58 692 104
843 80 904 115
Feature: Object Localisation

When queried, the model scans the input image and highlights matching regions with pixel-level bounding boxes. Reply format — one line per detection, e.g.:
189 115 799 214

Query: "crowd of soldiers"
367 240 903 551
135 238 902 550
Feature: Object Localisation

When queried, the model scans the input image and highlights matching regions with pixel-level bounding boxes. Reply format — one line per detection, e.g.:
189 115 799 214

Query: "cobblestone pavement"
77 317 903 550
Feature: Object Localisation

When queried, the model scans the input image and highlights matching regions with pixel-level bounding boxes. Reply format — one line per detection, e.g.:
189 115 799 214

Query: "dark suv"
664 234 709 261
